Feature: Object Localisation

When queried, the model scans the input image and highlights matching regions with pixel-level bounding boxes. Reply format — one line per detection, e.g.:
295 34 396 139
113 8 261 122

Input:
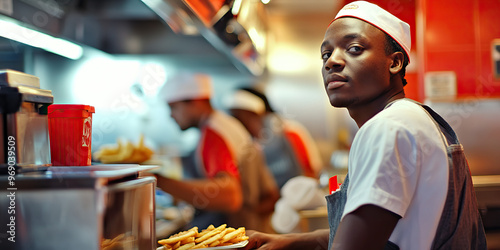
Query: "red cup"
48 104 95 166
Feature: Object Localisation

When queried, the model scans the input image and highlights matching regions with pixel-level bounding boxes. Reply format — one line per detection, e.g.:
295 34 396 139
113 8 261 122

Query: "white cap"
159 72 212 103
224 90 266 115
333 1 411 62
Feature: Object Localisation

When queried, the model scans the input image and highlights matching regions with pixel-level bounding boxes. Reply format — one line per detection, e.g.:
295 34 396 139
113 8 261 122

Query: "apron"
181 150 228 230
325 100 487 250
326 174 349 250
262 115 303 188
419 104 487 249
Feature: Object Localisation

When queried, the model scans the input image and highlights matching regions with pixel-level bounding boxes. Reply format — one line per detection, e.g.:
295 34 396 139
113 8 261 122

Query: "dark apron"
326 174 349 250
420 104 487 249
181 150 227 230
325 101 487 250
261 115 303 188
261 132 303 188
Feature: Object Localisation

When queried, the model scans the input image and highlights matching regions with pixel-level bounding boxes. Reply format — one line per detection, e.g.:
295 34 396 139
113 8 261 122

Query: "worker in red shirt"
157 73 278 231
225 88 323 188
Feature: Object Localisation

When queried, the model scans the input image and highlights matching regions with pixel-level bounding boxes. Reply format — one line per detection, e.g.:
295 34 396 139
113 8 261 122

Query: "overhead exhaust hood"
141 0 267 75
0 0 266 76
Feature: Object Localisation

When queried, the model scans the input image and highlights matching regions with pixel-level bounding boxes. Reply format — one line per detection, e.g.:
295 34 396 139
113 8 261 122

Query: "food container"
48 104 95 166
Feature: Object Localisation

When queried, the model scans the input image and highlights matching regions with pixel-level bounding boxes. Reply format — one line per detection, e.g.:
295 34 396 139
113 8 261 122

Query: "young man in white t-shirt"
243 1 486 249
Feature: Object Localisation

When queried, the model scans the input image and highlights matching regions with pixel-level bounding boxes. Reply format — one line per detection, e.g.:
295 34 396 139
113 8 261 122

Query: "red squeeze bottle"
329 175 341 194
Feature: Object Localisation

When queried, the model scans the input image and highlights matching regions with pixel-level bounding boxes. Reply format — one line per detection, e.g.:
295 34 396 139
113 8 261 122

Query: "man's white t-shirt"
342 99 449 250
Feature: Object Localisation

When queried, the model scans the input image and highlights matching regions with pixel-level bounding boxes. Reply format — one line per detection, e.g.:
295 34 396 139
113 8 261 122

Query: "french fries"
158 224 248 249
94 134 154 164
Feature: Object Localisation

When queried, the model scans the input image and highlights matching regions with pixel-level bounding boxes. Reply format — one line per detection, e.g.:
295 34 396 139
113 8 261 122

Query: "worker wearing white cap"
242 1 486 249
157 72 277 231
224 90 267 138
225 88 324 186
222 89 282 232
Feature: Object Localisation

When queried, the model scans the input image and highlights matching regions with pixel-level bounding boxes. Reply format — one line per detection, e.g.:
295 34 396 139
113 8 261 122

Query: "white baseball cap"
159 72 212 103
224 90 266 115
333 1 411 62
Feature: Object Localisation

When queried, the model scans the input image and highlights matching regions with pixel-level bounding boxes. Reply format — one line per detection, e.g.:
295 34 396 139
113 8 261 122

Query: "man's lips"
327 81 347 90
325 74 348 90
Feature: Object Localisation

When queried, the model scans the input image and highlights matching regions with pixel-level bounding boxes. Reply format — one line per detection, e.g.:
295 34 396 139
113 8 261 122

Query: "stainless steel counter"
0 164 157 250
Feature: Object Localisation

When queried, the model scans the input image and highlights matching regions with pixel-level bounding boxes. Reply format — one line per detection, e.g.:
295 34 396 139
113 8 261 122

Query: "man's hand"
242 229 329 250
242 230 279 250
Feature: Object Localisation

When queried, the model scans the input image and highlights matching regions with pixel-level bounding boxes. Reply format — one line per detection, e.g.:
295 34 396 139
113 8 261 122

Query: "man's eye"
347 45 363 53
321 52 331 61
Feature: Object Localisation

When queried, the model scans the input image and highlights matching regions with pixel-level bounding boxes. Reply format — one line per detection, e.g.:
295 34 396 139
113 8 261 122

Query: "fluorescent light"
247 28 266 53
261 0 271 4
0 18 83 60
232 0 243 15
73 56 142 107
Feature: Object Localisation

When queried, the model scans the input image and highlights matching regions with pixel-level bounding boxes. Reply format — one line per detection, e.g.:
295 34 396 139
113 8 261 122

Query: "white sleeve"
342 117 419 220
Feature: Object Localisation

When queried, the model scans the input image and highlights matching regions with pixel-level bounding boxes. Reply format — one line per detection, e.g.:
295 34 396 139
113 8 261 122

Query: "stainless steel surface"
1 0 264 75
0 165 157 250
49 164 159 180
142 0 264 75
473 175 500 212
0 69 40 88
0 70 53 173
426 99 500 176
472 175 500 189
6 102 51 168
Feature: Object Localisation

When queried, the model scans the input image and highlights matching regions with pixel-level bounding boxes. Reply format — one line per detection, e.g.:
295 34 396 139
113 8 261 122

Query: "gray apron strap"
416 104 487 250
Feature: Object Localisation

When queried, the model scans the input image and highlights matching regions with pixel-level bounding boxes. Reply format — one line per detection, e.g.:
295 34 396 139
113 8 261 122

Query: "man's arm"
156 173 243 212
332 205 400 250
243 229 330 250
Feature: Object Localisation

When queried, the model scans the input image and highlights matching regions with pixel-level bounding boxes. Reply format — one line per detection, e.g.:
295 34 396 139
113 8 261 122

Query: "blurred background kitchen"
1 0 499 248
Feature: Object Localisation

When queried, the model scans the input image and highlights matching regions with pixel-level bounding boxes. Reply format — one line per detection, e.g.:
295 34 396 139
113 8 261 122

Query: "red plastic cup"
48 104 95 166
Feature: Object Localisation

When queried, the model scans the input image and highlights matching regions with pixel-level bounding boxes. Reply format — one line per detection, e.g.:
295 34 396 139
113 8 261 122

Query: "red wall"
419 0 500 99
341 0 500 101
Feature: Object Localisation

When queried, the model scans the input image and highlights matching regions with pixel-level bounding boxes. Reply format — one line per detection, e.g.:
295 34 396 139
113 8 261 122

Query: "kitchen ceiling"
64 0 344 60
266 0 341 14
263 0 343 77
0 0 345 76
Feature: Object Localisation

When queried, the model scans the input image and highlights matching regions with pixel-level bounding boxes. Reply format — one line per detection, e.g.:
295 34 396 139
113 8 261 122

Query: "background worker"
157 72 278 232
243 1 486 249
226 88 323 188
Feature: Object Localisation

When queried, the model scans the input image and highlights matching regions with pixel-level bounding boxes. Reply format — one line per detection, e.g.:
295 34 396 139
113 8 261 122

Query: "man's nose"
324 49 345 71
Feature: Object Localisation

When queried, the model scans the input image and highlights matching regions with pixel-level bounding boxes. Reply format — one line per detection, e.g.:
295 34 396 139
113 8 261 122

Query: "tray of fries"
93 135 154 164
157 224 249 250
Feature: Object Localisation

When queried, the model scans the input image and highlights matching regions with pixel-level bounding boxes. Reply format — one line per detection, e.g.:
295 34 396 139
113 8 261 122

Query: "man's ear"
389 51 404 75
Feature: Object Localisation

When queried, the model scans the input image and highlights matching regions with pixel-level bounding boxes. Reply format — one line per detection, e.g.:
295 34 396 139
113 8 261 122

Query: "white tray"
157 240 248 250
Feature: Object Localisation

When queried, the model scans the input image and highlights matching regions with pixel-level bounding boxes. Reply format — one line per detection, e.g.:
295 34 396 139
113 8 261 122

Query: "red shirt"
198 127 240 179
195 111 251 180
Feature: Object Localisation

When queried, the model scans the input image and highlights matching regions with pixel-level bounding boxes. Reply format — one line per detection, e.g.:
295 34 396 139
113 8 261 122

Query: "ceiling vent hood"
141 0 267 76
0 0 266 76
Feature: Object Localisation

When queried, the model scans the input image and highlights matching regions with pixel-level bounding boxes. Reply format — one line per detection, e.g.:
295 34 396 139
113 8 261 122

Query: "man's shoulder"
205 111 248 135
203 111 252 149
380 99 424 117
366 99 432 130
